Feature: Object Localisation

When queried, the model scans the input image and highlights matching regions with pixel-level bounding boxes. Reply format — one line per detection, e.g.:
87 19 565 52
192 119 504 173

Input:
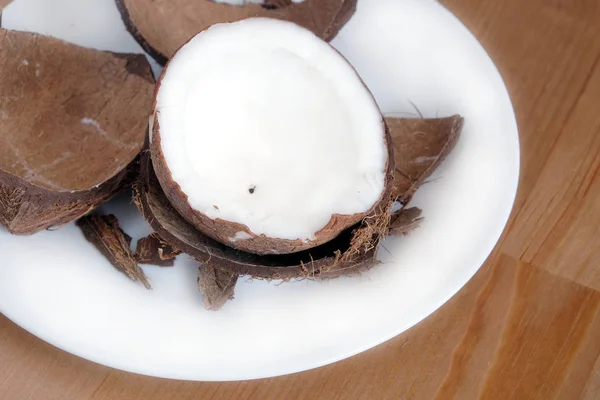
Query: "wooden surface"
2 0 600 398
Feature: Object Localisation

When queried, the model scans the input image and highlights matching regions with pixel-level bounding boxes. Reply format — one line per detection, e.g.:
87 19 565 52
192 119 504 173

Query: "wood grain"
2 0 600 398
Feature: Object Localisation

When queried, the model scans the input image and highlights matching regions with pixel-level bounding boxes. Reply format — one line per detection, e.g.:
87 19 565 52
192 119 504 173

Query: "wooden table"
2 0 600 398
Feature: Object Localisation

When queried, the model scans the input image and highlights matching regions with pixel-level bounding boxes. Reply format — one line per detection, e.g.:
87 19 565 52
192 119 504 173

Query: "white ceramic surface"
0 0 519 381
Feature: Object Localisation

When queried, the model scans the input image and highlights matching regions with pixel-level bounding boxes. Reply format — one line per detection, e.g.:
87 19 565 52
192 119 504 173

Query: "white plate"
0 0 519 381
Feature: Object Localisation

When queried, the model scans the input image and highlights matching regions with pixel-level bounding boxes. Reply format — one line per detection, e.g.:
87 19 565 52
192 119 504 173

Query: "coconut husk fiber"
0 29 155 234
135 233 180 267
134 115 462 280
115 0 357 64
386 115 463 202
77 214 151 289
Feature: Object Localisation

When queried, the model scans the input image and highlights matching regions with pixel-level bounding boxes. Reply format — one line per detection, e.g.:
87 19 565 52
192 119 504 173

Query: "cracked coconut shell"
134 115 463 280
0 29 154 234
135 233 180 266
198 265 239 310
389 115 463 202
77 214 151 289
116 0 356 64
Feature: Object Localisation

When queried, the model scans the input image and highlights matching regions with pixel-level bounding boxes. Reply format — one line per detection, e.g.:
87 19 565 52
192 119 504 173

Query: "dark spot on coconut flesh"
249 185 256 194
213 205 219 210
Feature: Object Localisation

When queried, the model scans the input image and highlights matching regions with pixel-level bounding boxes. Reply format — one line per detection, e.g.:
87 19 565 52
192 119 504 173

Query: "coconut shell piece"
77 215 151 289
135 233 180 267
198 265 239 310
388 207 423 236
0 29 154 234
134 152 391 280
115 0 357 64
386 115 463 202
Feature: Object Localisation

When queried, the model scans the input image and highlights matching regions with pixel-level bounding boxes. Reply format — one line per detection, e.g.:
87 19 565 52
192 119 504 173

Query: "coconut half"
150 18 392 255
0 29 154 234
116 0 356 64
135 113 462 282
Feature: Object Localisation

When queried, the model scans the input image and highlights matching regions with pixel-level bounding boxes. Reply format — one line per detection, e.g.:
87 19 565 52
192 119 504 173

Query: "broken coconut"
116 0 356 64
0 29 154 234
135 113 462 282
150 18 393 255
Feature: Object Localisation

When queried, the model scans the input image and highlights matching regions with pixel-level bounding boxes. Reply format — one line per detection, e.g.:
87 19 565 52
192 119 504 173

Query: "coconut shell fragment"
198 265 239 310
0 29 154 234
116 0 357 64
386 115 463 202
388 207 423 236
77 215 151 289
135 233 180 267
0 0 12 11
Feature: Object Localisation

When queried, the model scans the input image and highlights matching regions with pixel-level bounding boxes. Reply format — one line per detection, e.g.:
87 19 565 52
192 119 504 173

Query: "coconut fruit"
135 113 462 283
116 0 356 64
150 18 393 255
0 29 154 234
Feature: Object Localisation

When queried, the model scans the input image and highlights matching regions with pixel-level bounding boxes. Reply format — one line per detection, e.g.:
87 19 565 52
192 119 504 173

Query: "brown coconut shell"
115 0 357 64
387 115 463 202
135 233 180 267
0 29 154 234
198 265 239 311
77 214 151 289
387 207 423 236
135 115 462 280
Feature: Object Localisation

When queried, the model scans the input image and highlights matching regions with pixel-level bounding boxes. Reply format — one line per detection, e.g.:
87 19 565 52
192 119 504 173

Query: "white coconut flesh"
154 18 387 242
